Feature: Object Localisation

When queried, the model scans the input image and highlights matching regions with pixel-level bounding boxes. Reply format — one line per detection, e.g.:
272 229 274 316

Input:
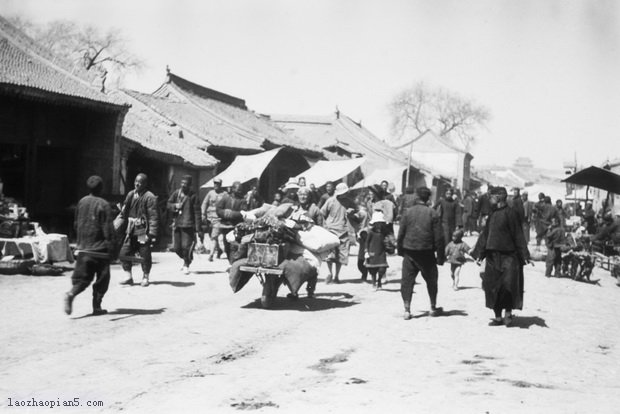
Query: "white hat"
283 178 300 190
369 210 385 224
334 183 349 196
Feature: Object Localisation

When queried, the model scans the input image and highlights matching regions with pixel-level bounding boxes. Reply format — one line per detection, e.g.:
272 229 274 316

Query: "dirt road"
1 240 619 413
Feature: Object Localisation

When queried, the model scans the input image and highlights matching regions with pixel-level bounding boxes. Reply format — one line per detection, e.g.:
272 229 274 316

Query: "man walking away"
64 176 114 316
168 175 203 274
397 186 446 320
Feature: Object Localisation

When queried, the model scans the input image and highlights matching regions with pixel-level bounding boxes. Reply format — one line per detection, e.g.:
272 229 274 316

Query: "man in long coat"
436 189 462 243
472 186 530 327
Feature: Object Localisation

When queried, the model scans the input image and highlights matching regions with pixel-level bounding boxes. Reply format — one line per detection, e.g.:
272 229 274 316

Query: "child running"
364 211 393 290
445 229 472 290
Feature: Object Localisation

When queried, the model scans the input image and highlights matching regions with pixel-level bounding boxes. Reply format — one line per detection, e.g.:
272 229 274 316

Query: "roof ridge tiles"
168 72 247 109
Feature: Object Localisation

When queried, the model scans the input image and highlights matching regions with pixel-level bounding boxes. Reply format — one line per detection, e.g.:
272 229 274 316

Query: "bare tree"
389 82 490 151
8 16 143 90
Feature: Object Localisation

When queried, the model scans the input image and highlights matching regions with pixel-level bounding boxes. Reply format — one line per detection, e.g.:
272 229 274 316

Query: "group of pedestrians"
64 172 534 328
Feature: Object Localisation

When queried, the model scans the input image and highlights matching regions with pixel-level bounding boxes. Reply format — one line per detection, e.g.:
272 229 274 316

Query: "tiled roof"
271 113 431 173
124 88 263 152
153 73 322 156
0 15 127 109
114 90 218 168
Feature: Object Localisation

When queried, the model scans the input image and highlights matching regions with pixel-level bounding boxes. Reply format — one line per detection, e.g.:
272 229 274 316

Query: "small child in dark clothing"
364 211 391 290
445 229 472 290
545 217 565 277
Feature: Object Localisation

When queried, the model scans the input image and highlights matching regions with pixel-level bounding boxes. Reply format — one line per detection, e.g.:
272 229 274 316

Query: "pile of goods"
228 204 339 306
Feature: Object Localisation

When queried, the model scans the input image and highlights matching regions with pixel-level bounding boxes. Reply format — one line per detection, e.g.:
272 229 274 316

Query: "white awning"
351 166 407 195
292 157 366 188
201 148 282 188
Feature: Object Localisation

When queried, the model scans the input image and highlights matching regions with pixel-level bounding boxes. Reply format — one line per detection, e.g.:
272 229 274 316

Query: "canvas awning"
201 148 282 188
562 166 620 194
292 157 366 188
351 166 407 195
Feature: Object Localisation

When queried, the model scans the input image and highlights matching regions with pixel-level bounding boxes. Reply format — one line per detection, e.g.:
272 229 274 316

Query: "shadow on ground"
72 307 167 321
509 315 548 329
241 293 359 312
192 270 226 275
149 281 195 287
108 308 167 321
412 309 468 318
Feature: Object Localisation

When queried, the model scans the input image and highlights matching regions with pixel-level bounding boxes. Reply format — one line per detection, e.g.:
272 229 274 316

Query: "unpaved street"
2 239 620 413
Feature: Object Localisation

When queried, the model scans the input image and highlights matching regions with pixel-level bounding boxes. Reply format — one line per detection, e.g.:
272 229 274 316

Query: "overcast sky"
3 0 619 170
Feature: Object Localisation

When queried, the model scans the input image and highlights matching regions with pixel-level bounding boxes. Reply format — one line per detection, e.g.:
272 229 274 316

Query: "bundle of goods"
228 207 339 307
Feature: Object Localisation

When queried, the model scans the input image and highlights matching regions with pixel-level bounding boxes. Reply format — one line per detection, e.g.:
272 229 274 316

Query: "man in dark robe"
533 192 547 245
477 189 492 230
509 187 525 224
521 191 533 244
435 189 462 244
472 186 530 327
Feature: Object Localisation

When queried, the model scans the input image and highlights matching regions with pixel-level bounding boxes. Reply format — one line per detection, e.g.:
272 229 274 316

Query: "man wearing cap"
64 176 114 316
118 173 159 287
472 186 530 326
397 186 446 320
281 178 300 204
201 178 226 261
215 180 247 263
168 175 203 274
320 182 356 284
